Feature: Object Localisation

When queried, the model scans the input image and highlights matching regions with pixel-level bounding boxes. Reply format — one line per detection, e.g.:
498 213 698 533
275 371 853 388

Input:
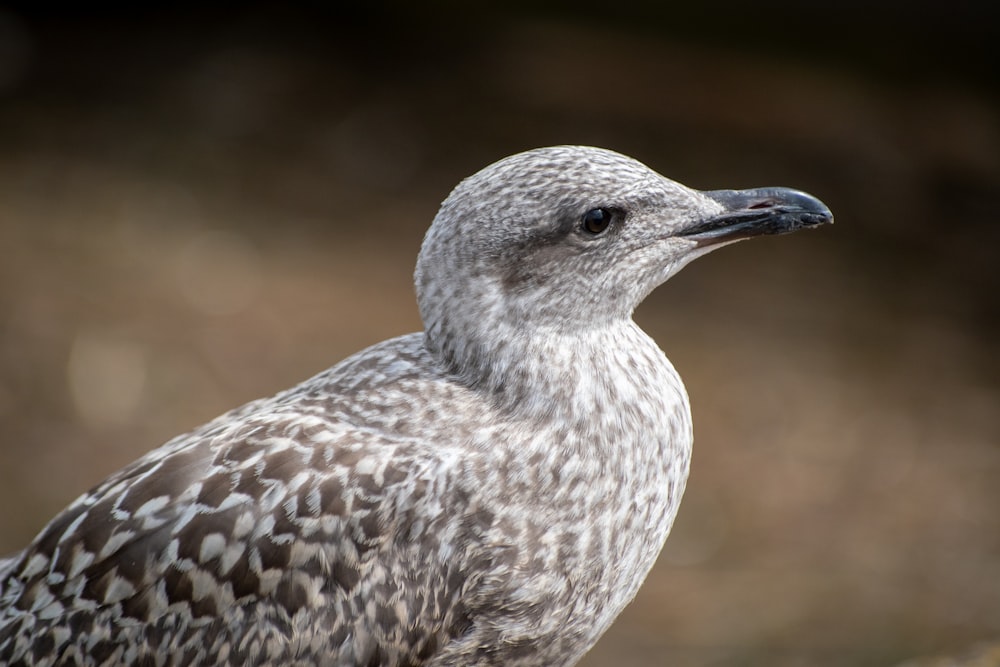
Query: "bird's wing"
0 400 483 665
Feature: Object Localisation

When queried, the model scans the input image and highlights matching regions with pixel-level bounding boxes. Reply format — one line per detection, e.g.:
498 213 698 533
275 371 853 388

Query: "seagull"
0 146 832 666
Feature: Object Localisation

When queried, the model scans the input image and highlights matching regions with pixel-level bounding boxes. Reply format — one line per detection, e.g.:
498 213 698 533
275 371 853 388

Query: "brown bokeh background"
0 4 997 666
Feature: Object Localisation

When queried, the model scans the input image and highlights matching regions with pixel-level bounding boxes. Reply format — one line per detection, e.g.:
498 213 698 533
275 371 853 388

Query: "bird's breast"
459 328 693 661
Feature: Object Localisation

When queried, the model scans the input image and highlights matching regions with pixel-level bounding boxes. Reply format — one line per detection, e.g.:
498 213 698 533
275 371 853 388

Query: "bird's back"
0 334 496 665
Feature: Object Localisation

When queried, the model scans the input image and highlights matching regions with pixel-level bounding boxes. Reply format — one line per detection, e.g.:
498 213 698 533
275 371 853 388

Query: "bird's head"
415 146 832 371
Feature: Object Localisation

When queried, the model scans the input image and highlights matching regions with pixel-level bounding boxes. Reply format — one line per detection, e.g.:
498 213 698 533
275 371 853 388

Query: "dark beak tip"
784 189 834 224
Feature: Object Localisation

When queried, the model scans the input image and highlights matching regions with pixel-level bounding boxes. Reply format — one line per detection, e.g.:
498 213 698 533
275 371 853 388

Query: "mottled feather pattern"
0 146 829 666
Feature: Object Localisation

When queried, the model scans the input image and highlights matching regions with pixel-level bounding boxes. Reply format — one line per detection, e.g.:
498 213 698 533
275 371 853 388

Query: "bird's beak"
677 187 833 246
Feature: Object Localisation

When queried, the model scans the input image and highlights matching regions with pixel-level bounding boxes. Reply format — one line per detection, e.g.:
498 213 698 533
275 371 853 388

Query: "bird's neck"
426 315 682 425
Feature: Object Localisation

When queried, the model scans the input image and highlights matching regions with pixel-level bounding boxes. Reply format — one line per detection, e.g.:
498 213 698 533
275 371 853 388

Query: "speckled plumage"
0 146 831 666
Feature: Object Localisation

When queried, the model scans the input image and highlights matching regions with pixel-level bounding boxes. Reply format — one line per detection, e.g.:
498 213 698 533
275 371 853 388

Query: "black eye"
582 208 614 234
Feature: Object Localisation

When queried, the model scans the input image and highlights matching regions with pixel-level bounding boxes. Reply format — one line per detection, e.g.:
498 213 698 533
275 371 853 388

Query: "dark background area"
0 3 998 666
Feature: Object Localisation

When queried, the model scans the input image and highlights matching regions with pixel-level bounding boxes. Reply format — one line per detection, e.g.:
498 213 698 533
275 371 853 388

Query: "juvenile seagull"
0 146 832 666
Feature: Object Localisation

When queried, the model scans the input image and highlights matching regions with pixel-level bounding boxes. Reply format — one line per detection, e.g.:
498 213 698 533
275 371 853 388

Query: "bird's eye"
582 208 614 234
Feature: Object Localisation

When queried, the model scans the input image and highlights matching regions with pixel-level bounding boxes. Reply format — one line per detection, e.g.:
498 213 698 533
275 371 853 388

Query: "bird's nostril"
747 200 775 210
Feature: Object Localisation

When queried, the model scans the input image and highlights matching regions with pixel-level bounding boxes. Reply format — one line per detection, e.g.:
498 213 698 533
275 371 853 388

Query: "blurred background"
0 2 997 665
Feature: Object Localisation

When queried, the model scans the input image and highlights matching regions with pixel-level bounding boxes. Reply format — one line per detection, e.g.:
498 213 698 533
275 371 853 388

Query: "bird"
0 146 832 666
